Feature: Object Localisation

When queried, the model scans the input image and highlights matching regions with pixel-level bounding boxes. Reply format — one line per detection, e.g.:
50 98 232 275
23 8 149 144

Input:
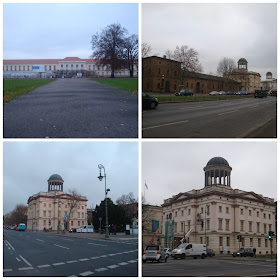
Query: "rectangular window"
6 66 8 71
174 222 177 232
219 206 222 213
77 212 80 218
240 220 244 231
175 212 177 217
23 66 25 71
264 224 267 234
15 66 17 71
54 66 56 70
181 222 184 232
269 224 272 231
43 211 46 217
19 66 21 71
201 207 204 214
89 65 91 70
10 66 12 71
264 213 266 219
188 209 191 215
257 211 259 217
219 237 223 246
249 210 252 216
48 211 51 217
82 220 84 225
27 66 30 71
49 204 51 208
257 222 260 233
249 221 252 232
258 238 261 247
44 203 46 207
269 214 271 219
226 207 229 214
219 219 223 230
181 210 184 217
43 220 46 226
265 239 268 247
207 219 210 230
82 212 84 218
71 221 73 226
240 208 244 215
227 237 230 246
78 221 80 226
250 238 253 247
226 219 229 231
200 237 203 244
49 66 51 70
188 221 191 231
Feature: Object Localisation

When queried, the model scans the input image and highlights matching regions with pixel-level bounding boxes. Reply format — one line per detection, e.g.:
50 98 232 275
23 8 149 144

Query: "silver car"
143 245 168 263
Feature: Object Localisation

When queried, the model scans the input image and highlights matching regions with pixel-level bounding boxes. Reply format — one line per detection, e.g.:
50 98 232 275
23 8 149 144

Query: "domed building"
260 71 277 91
144 157 276 255
229 58 261 92
27 174 87 231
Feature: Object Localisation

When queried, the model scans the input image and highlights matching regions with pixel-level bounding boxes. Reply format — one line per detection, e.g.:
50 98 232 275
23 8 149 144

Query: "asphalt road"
4 78 138 138
142 97 277 138
3 229 138 277
142 256 277 277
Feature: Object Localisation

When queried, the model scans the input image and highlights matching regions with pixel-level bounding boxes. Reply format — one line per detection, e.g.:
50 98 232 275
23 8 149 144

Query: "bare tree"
142 42 152 58
166 45 203 73
66 189 83 230
123 34 138 77
91 23 127 78
4 204 27 226
116 192 138 219
217 57 236 77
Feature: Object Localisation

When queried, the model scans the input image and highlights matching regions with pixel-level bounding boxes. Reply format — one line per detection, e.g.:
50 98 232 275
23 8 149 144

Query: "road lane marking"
143 120 189 130
36 239 44 242
107 265 119 269
19 255 32 267
37 264 51 268
218 110 239 116
95 268 108 272
18 267 34 271
66 260 78 263
53 262 65 266
5 240 16 251
90 256 100 260
63 238 74 241
108 253 116 256
118 262 129 266
100 255 108 258
16 257 21 262
79 258 89 261
88 243 107 246
54 244 70 249
80 271 94 276
127 260 137 263
3 269 13 272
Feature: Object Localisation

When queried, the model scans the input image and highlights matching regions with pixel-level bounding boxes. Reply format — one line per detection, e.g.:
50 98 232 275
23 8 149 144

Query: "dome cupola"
48 174 64 192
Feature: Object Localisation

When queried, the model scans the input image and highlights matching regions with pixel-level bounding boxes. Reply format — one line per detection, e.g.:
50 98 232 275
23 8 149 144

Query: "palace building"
260 72 277 91
27 174 87 231
143 157 276 255
3 57 138 78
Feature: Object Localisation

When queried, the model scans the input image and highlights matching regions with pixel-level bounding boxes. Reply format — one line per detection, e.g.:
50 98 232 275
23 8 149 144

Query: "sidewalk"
214 254 277 262
41 230 138 241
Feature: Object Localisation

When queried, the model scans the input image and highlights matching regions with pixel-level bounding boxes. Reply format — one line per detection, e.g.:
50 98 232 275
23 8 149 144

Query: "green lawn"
156 94 253 103
91 78 138 93
3 79 56 103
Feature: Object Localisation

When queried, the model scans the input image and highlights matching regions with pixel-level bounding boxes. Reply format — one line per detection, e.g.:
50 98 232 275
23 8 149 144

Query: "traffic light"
237 235 242 242
268 231 274 240
49 220 51 225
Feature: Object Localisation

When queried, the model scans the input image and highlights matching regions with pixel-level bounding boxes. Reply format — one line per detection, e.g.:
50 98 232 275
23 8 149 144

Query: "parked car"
207 249 215 257
209 91 219 95
76 225 94 233
171 243 207 259
254 90 268 98
142 92 159 109
219 91 226 95
225 91 234 95
174 92 180 96
235 91 246 95
179 89 193 96
18 223 26 231
271 90 277 96
164 247 172 256
232 248 254 257
143 245 168 263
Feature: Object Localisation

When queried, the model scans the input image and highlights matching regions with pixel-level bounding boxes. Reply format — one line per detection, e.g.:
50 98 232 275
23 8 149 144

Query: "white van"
76 225 94 233
171 243 207 259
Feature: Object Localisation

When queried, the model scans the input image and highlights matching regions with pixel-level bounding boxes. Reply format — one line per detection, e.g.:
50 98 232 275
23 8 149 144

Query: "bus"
18 223 26 231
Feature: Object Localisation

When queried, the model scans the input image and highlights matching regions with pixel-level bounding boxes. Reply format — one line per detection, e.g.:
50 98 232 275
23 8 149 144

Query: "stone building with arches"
143 157 276 255
142 56 240 94
260 72 277 91
27 174 87 231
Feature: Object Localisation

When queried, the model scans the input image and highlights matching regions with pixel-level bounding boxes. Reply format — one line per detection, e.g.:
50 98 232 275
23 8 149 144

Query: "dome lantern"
47 174 64 192
237 58 248 71
203 157 232 188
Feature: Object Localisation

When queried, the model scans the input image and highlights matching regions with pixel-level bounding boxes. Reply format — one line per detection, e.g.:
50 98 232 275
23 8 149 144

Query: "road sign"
99 217 102 221
64 214 67 218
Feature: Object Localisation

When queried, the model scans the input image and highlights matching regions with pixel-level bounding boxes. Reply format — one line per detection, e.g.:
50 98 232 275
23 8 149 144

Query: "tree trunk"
130 70 133 78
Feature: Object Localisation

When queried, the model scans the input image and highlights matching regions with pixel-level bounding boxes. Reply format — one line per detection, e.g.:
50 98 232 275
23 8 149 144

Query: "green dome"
48 174 63 180
238 58 247 63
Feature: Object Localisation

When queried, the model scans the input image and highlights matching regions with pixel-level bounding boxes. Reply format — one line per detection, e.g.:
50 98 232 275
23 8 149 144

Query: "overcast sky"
3 142 138 214
3 3 138 59
142 142 277 206
142 3 277 80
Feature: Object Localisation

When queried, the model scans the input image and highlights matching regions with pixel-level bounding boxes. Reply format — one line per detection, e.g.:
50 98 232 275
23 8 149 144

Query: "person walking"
253 248 256 258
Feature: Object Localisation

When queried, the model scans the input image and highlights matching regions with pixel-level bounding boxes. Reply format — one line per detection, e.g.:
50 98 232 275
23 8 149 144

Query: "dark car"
254 90 268 98
179 89 193 96
142 92 158 109
232 248 254 257
207 249 215 257
271 90 277 97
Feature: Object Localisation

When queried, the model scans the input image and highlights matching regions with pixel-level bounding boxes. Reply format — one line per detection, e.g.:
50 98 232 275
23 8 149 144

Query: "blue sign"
33 66 39 69
64 214 67 218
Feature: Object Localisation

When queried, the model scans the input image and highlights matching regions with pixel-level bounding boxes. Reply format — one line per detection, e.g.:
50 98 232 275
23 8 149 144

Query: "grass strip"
91 78 138 93
3 79 56 103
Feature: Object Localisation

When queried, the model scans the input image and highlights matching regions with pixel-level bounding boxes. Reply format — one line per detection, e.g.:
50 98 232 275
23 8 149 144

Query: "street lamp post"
98 164 110 238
